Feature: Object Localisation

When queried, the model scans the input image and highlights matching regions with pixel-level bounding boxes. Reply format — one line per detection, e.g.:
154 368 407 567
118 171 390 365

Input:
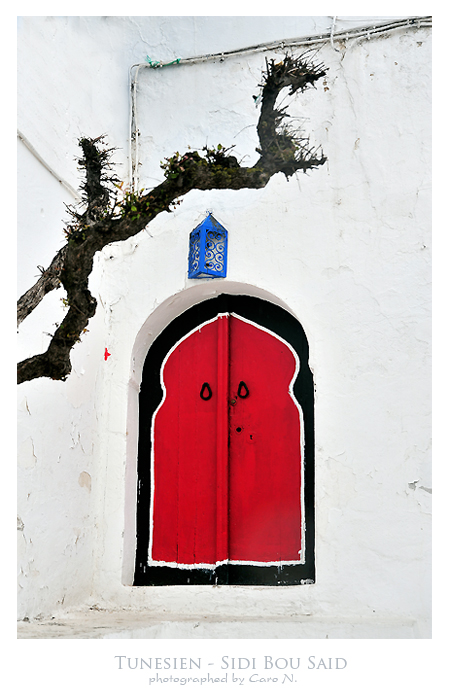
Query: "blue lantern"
188 213 228 279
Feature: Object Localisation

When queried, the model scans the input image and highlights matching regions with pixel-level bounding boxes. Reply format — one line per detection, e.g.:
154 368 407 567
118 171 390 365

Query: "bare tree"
17 53 327 384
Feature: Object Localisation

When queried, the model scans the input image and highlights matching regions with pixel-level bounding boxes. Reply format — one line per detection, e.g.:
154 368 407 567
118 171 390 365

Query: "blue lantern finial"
188 213 228 279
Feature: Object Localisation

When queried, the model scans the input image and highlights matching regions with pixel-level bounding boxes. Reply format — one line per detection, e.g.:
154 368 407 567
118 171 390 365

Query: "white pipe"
17 129 81 201
330 16 338 52
128 16 431 191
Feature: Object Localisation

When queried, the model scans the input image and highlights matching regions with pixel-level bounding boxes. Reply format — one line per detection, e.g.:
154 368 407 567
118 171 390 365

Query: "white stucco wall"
17 16 431 638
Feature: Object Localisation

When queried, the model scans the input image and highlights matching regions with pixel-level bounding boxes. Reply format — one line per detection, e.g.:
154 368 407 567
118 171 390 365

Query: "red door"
150 313 303 567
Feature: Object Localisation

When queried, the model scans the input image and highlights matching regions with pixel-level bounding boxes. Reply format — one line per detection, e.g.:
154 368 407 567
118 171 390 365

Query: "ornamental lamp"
188 213 228 279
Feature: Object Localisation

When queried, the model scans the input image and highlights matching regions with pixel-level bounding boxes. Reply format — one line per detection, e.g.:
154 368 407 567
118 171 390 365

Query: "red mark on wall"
104 348 111 361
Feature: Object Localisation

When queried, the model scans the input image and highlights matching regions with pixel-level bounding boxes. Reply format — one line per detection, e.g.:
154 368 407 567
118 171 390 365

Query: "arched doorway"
134 295 315 585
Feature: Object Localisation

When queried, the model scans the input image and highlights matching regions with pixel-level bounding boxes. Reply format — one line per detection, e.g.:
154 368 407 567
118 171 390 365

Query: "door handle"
200 382 213 400
237 381 249 398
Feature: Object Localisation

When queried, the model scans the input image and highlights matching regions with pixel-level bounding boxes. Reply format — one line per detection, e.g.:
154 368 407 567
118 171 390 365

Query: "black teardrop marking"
200 382 213 400
237 381 249 398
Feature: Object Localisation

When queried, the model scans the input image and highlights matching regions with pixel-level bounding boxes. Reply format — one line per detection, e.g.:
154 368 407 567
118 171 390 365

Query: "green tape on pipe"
146 56 181 68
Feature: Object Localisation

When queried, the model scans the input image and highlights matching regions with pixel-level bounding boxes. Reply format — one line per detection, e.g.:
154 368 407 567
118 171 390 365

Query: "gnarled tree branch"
17 246 67 325
17 52 327 384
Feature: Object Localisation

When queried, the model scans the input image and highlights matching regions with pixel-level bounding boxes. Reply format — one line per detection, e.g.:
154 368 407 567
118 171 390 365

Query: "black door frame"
134 294 315 585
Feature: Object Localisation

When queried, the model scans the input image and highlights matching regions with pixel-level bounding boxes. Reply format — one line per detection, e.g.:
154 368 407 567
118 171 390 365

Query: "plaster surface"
17 16 431 638
17 609 422 639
